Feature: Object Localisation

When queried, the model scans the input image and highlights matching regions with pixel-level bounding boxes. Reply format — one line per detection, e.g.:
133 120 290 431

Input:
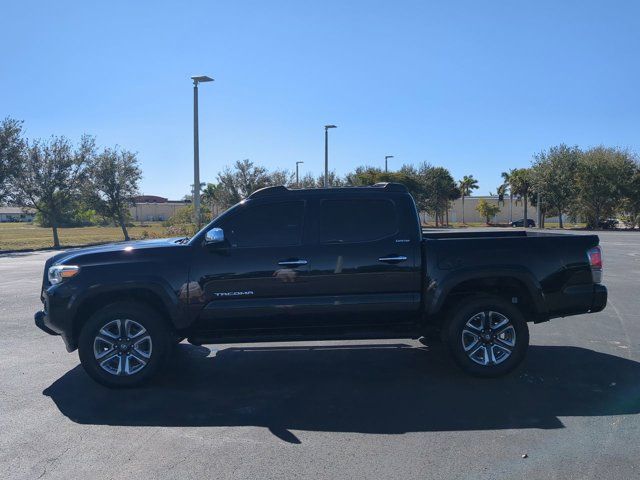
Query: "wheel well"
438 276 536 323
72 289 174 343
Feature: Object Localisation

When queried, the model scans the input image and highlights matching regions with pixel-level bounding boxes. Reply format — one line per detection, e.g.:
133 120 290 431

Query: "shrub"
165 224 197 237
35 207 99 227
476 199 501 224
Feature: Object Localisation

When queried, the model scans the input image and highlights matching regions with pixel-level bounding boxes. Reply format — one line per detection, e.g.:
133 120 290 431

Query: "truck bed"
420 228 604 321
421 229 568 240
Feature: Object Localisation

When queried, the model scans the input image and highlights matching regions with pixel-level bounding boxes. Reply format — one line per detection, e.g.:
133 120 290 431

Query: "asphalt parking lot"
1 230 639 480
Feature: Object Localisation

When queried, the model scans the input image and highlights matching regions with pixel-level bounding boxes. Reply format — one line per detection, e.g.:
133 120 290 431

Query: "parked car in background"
597 218 619 230
510 218 536 228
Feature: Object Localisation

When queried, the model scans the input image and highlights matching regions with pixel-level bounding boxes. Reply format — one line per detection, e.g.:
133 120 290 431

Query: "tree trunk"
558 209 564 229
445 208 449 226
462 195 465 224
118 212 130 240
120 222 130 241
509 194 513 223
51 223 60 249
523 193 528 228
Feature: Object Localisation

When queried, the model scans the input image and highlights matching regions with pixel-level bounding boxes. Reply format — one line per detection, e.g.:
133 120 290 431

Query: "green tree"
0 117 24 204
201 182 226 219
500 171 514 223
476 199 501 224
496 183 507 206
268 168 294 187
448 184 462 226
291 170 345 188
508 168 534 227
34 199 97 227
620 165 640 228
403 163 456 227
208 160 298 211
458 175 479 224
85 147 142 240
14 135 95 247
164 203 210 235
345 165 421 199
298 172 318 188
215 159 271 208
573 147 636 228
531 144 580 228
317 170 345 188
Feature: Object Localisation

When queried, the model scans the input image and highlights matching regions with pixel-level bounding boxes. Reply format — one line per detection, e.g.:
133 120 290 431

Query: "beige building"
129 196 189 222
127 193 562 226
420 195 561 225
0 207 36 222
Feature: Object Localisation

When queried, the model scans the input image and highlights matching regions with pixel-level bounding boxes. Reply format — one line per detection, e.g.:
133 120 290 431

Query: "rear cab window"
318 198 398 243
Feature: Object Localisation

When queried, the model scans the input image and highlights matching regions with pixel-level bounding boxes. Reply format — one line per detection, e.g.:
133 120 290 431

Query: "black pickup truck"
35 183 607 387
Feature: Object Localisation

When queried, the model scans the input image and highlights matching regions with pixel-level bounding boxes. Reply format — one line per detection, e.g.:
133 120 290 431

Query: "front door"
188 199 316 334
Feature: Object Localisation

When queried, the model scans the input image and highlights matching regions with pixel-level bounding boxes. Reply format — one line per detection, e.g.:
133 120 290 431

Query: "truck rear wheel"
444 296 529 377
78 301 172 388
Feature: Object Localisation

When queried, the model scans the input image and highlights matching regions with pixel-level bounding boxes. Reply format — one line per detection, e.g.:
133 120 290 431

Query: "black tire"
443 296 529 377
78 301 172 388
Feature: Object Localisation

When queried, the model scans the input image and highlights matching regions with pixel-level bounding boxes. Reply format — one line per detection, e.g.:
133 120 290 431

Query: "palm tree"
458 175 479 224
509 168 533 227
501 171 514 223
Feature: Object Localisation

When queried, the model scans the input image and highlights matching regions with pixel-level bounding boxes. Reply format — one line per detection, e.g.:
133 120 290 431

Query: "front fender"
69 277 184 327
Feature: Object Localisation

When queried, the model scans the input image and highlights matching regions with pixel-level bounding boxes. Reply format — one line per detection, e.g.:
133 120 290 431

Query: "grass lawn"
0 222 167 251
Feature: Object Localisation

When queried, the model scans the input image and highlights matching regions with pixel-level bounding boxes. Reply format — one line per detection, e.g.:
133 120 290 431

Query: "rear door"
303 194 422 328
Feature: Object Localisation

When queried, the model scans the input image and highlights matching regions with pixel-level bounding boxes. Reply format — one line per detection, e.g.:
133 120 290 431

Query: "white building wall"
420 196 561 224
128 202 188 222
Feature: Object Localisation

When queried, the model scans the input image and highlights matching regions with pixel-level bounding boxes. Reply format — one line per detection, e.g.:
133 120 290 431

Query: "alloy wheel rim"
93 319 152 376
461 311 516 366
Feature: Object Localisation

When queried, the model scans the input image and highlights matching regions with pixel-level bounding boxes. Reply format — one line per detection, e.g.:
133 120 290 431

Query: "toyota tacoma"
35 183 607 387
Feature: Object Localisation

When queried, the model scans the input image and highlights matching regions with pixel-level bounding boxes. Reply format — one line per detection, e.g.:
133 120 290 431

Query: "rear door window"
318 198 398 243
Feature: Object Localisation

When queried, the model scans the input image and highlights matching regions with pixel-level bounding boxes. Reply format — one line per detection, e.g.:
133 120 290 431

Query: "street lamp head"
385 155 394 159
296 161 304 165
191 75 214 84
324 124 337 130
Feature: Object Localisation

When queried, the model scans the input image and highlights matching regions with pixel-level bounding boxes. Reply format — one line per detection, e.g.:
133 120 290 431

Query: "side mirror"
205 227 225 244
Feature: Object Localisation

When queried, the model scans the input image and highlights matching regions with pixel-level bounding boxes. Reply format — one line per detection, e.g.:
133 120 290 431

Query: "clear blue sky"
2 0 639 198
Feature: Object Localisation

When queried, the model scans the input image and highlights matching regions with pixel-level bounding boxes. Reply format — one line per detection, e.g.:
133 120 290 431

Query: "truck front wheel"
78 301 172 388
444 296 529 377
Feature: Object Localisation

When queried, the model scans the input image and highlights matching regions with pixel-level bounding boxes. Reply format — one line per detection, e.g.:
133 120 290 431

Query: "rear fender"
427 266 548 319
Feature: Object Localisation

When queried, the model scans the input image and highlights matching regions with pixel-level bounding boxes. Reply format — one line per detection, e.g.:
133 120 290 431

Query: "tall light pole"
385 155 394 173
191 74 214 229
324 125 337 188
296 161 304 187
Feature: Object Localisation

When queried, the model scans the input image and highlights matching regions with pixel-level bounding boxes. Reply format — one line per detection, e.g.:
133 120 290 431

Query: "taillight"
587 246 603 283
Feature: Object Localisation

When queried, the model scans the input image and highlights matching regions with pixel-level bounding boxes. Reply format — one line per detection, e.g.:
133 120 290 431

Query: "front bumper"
34 286 78 352
34 310 59 336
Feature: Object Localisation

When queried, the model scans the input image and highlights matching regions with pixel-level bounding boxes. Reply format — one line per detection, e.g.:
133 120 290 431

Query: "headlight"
48 265 80 285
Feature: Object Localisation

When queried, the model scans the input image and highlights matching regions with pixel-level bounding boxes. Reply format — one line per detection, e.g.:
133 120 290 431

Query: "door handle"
278 259 308 267
378 255 407 264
